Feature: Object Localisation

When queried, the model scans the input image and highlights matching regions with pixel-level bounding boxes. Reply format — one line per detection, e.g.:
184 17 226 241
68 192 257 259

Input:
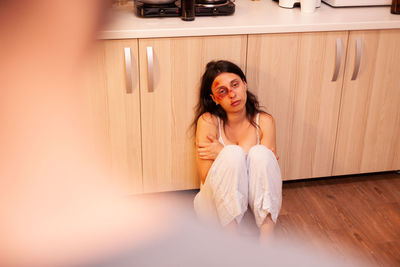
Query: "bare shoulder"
258 112 276 148
259 112 275 129
198 112 218 126
196 112 219 142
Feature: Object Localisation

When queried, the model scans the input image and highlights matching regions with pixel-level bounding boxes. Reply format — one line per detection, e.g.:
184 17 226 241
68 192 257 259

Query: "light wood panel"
247 31 348 180
84 39 143 195
139 35 247 193
333 29 400 175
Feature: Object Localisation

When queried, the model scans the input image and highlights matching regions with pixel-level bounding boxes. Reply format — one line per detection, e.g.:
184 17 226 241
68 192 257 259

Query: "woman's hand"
197 135 224 160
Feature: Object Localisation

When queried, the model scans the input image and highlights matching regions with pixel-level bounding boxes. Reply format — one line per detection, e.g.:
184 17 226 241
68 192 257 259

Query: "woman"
193 60 282 240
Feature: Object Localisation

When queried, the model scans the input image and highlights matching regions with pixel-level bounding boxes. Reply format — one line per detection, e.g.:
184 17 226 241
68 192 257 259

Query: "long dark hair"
191 60 266 134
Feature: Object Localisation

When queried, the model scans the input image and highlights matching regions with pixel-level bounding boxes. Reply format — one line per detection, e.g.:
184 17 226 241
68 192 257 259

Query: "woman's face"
210 72 247 113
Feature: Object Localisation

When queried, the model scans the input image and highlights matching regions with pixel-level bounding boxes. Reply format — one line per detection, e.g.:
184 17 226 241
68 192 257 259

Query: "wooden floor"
152 171 400 266
276 171 400 267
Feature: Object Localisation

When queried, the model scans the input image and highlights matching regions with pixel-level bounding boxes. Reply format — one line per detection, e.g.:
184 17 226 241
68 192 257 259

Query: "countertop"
99 0 400 39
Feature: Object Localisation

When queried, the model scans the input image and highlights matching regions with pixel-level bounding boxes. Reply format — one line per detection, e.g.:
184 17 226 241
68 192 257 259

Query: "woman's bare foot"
259 214 275 244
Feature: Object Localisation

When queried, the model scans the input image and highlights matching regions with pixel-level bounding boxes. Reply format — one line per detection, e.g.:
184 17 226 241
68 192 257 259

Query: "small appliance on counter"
135 0 235 18
278 0 321 10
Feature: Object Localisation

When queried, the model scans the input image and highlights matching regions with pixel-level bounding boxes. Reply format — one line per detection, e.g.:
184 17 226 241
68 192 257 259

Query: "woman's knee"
247 145 275 165
218 145 246 165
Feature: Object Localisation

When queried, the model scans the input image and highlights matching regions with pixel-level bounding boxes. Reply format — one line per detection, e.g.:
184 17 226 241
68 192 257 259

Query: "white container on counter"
279 0 321 10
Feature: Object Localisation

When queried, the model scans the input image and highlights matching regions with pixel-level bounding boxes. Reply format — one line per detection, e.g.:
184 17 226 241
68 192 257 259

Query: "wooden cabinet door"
85 39 143 195
247 31 348 180
333 30 400 175
138 36 247 193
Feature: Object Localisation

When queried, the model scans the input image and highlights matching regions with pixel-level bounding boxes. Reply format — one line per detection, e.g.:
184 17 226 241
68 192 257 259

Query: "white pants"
194 145 282 228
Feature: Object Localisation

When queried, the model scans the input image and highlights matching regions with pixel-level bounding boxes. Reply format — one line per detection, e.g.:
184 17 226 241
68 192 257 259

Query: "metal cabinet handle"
332 38 342 82
124 47 133 94
351 38 362 81
146 46 154 92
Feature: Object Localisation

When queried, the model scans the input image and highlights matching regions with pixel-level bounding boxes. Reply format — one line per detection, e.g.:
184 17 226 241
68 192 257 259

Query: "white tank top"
217 113 260 146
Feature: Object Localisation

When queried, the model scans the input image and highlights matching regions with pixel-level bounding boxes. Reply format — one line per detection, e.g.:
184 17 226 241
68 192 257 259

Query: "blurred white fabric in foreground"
83 196 366 267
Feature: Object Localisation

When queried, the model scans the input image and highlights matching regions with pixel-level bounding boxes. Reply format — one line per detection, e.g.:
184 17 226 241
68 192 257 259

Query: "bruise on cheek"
214 93 224 101
211 81 224 101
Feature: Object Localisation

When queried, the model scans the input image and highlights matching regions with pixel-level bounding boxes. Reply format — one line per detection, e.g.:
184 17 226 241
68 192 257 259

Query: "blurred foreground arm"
0 1 172 266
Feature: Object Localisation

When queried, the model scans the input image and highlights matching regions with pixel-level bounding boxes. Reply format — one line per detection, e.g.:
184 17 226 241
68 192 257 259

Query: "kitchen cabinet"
85 39 143 195
247 29 400 180
333 29 400 175
138 36 247 192
247 31 348 180
86 29 399 192
86 35 247 193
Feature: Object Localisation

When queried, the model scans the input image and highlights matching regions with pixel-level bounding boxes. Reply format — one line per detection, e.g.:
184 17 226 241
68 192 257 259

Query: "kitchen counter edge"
99 0 400 39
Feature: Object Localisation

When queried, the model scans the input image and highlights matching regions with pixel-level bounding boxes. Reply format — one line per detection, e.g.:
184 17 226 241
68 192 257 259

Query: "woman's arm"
195 113 220 185
259 113 279 160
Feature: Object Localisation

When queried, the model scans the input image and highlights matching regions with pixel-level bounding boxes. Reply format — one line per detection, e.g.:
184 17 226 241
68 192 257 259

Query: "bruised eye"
218 88 228 94
214 87 228 99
